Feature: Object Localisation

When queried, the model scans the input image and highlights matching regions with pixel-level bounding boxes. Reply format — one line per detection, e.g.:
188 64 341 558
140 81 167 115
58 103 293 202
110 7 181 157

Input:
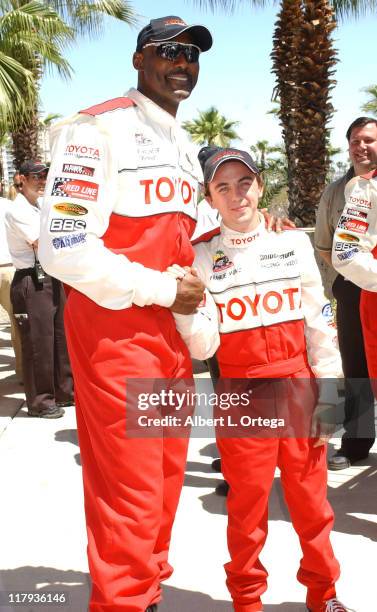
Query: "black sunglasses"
143 42 201 64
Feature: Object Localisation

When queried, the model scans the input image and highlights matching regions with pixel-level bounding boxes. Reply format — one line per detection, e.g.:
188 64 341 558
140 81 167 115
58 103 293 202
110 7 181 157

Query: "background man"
331 156 377 404
5 160 73 417
315 117 377 470
39 16 212 612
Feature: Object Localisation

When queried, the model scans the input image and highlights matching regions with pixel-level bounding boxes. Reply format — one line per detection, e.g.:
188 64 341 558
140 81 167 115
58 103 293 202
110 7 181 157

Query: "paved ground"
0 321 376 612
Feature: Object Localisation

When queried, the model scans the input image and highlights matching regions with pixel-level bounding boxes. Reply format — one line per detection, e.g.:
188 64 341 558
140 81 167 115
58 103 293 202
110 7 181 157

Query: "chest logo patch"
213 250 234 273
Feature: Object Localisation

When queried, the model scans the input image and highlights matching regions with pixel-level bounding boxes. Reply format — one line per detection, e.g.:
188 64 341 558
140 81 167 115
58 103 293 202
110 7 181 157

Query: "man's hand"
260 207 296 233
170 268 205 314
311 402 336 447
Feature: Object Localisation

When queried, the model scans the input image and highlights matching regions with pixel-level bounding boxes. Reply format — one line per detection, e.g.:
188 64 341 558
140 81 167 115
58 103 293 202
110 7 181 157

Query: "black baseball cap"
136 15 213 52
19 160 49 175
199 146 260 184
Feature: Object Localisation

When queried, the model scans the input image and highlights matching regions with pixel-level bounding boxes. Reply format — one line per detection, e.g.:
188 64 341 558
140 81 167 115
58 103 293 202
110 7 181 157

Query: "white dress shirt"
0 197 12 265
5 193 40 269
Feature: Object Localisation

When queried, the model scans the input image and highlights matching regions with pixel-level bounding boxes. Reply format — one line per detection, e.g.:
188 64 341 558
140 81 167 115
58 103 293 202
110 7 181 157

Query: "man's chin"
172 89 192 100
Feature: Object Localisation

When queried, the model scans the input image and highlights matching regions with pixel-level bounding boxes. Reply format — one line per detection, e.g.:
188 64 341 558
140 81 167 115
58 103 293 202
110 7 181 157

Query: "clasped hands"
168 265 205 315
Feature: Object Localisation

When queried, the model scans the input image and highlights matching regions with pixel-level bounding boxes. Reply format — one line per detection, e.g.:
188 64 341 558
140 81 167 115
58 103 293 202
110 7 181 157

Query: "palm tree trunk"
271 0 303 222
11 62 42 168
272 0 337 226
12 113 41 168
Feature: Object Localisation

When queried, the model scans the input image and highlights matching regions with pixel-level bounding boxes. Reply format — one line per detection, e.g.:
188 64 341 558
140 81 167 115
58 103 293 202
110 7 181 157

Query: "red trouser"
64 290 192 612
360 289 377 382
216 370 340 612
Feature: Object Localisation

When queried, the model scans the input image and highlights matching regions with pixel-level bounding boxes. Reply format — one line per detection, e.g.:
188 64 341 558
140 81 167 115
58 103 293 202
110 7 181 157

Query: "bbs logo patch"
334 241 358 252
50 218 87 232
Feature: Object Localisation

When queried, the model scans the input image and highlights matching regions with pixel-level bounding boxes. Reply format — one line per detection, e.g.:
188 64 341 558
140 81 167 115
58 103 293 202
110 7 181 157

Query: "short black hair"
346 116 377 141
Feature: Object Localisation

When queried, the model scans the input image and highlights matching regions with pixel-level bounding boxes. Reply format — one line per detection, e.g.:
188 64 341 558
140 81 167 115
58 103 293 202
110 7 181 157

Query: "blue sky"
40 0 377 163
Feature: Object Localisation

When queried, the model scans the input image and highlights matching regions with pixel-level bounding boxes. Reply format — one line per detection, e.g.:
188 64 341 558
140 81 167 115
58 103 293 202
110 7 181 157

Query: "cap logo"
212 150 243 163
164 18 186 26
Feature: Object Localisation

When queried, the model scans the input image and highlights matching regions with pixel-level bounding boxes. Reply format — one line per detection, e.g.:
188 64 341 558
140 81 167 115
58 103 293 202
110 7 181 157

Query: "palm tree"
192 0 377 226
182 106 239 147
361 85 377 116
1 1 136 167
250 140 282 172
250 141 288 209
0 1 72 151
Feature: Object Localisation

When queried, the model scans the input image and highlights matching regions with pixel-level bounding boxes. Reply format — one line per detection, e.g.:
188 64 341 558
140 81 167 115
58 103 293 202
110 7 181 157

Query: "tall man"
5 161 73 417
39 16 212 612
315 117 377 470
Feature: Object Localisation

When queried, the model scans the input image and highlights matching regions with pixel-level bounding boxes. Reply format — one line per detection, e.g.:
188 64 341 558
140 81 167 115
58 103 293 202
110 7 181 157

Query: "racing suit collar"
221 213 265 248
127 87 177 129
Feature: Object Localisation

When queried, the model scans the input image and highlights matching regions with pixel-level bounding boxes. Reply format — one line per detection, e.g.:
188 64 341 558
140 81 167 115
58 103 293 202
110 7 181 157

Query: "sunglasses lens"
157 43 199 63
186 46 200 63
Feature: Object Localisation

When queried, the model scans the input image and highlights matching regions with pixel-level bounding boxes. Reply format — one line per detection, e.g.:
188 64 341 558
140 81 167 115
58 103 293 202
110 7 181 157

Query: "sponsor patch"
50 218 87 232
338 216 368 235
337 248 358 261
53 203 88 216
348 195 371 209
135 132 153 146
213 250 233 272
52 233 86 250
51 177 99 201
64 144 100 160
62 163 95 177
337 232 360 243
225 234 259 247
322 303 335 327
335 241 357 251
345 219 368 234
346 207 368 220
259 250 295 262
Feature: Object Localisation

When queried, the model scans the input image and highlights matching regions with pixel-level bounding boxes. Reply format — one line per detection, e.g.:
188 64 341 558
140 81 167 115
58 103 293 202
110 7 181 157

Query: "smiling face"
133 32 199 117
348 122 377 174
20 171 47 205
207 161 263 233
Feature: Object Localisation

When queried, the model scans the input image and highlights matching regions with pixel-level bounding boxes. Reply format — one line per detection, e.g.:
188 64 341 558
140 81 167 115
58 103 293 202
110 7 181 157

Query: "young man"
5 160 73 416
315 117 377 470
39 15 212 612
174 146 347 612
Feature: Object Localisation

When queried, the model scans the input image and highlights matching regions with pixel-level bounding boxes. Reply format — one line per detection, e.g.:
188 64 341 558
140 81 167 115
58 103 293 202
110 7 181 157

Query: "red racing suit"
183 217 342 612
332 169 377 383
39 88 203 612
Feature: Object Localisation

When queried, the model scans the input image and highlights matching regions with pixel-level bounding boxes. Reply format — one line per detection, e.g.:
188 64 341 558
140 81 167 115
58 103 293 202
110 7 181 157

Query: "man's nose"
173 52 189 68
231 186 243 201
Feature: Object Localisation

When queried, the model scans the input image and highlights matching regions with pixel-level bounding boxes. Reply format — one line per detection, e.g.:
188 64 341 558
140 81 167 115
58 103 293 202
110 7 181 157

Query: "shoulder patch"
79 97 135 116
192 226 221 246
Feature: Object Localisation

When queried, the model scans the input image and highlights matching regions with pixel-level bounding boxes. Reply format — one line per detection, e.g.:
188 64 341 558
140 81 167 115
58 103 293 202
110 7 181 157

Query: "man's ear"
205 195 216 209
133 52 144 71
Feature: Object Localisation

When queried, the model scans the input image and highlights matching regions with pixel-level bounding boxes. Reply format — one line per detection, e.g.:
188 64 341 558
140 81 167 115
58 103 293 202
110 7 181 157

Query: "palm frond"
188 0 267 14
330 0 377 19
47 0 138 36
0 51 36 127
